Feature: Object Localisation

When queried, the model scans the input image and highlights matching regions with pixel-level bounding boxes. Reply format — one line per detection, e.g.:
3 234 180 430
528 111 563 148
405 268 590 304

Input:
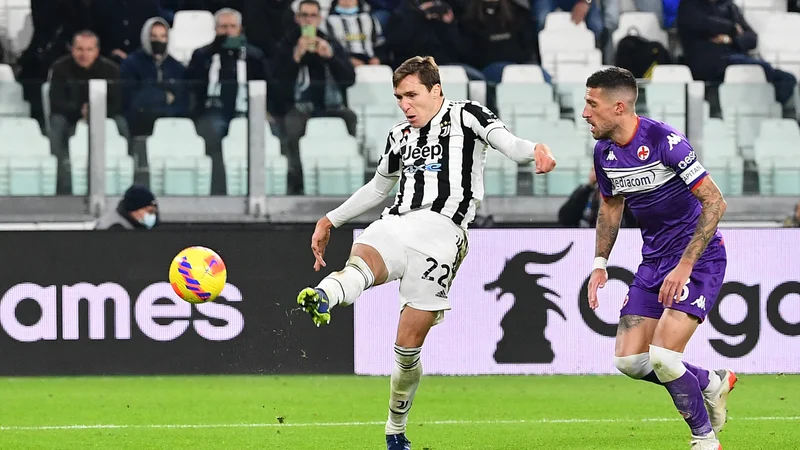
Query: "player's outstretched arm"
588 195 625 310
659 176 727 305
310 172 399 271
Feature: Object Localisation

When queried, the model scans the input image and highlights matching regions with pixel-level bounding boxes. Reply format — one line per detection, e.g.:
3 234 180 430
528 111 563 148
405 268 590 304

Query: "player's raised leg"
650 310 720 449
297 242 387 326
385 307 437 450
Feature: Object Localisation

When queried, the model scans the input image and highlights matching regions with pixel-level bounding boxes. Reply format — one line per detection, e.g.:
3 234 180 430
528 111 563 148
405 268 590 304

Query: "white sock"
705 370 722 394
316 256 374 308
385 345 422 435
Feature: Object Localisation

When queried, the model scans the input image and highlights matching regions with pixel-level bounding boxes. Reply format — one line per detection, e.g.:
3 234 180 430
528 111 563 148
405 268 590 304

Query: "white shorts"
355 210 469 324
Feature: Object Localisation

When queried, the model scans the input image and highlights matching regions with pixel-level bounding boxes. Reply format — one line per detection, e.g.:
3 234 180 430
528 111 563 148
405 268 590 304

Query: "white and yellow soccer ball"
169 246 227 304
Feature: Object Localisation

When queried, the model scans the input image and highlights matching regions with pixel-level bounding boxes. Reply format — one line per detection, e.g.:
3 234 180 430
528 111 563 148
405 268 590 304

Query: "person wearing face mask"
185 8 271 195
120 17 188 173
322 0 389 67
95 184 159 230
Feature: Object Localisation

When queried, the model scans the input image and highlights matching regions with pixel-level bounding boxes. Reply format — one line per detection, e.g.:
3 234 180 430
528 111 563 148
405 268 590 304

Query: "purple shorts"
620 239 727 322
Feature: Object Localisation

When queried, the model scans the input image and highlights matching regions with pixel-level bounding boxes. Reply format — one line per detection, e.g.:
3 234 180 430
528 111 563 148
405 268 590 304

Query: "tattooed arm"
596 195 625 259
588 195 624 310
680 176 727 266
659 176 727 306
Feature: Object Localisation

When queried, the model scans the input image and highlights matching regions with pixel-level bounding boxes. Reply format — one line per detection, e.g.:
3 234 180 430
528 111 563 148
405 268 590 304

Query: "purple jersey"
594 116 722 259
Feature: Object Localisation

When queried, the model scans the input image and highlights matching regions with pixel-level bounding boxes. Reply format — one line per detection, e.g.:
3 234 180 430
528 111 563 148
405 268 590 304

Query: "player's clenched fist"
587 268 607 310
533 143 556 174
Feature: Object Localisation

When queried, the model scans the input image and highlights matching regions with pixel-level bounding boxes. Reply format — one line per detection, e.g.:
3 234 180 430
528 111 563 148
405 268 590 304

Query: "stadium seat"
439 65 469 100
348 64 396 144
543 11 588 30
611 12 669 58
644 82 687 134
168 10 216 65
68 120 134 195
538 27 601 82
754 119 800 195
0 81 30 117
0 64 14 81
221 117 289 195
484 148 518 196
365 106 405 163
0 117 56 195
553 64 599 113
496 82 560 133
501 64 547 84
719 82 782 160
299 117 364 195
724 65 767 83
146 118 212 195
702 119 744 196
650 65 694 83
6 2 32 55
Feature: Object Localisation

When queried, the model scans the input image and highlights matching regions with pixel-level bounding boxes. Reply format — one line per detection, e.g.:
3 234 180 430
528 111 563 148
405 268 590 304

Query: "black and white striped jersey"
323 12 384 59
376 99 508 230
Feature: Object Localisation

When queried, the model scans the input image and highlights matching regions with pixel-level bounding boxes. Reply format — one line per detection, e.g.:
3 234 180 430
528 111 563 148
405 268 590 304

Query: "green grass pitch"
1 374 798 449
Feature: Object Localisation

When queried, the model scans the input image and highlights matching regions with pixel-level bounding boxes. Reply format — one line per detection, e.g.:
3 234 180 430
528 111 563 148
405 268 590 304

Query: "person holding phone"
268 0 358 195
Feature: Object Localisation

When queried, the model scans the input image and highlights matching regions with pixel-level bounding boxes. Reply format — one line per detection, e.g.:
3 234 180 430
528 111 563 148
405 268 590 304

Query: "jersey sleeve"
376 129 402 178
461 101 507 143
660 132 707 190
593 143 614 199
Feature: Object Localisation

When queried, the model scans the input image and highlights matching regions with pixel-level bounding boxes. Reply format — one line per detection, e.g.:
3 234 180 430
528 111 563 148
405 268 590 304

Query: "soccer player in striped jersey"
296 55 556 449
584 67 737 450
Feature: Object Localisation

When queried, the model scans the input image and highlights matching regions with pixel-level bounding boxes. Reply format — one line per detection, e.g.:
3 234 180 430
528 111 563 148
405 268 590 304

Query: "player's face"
394 74 442 128
582 87 618 140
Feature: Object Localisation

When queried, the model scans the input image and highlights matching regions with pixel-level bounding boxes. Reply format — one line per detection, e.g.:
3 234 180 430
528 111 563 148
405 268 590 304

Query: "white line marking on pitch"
1 416 799 431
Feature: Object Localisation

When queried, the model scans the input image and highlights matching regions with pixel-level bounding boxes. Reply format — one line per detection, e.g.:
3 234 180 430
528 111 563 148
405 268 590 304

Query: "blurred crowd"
2 0 798 195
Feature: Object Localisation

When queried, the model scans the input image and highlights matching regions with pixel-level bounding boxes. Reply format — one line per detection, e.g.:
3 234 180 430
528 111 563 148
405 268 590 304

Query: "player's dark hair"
586 67 638 98
393 56 441 92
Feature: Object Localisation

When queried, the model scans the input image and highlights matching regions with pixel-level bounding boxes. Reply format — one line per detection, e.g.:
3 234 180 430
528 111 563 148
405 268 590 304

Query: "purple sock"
663 371 713 436
641 363 711 391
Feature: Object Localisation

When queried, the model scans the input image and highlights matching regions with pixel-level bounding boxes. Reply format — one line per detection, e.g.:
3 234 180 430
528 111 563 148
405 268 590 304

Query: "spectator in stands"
48 31 127 195
95 184 159 230
678 0 798 106
121 19 188 137
18 0 93 131
269 0 357 195
602 0 663 32
242 0 295 59
783 200 800 228
558 165 637 228
368 0 403 29
185 8 271 195
121 18 188 179
460 0 539 83
533 0 603 43
385 0 473 71
91 0 164 64
323 0 388 66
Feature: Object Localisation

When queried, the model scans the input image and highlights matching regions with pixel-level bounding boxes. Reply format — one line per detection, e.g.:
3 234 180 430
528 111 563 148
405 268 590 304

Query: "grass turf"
0 374 797 449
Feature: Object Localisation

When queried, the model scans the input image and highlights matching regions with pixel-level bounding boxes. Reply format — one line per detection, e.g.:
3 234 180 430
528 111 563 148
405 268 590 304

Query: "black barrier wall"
0 229 355 376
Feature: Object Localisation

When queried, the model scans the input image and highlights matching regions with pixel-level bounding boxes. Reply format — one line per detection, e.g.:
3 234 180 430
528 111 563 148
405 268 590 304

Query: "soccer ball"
169 246 227 304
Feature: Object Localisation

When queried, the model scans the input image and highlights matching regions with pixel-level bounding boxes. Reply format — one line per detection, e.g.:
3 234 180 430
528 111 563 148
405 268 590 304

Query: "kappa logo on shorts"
691 295 707 310
483 243 572 364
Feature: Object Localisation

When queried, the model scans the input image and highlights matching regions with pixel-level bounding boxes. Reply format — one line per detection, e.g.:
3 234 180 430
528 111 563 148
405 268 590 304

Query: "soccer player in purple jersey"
583 67 738 450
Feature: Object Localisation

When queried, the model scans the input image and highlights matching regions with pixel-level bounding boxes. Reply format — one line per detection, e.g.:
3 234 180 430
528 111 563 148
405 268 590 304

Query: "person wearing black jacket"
385 0 472 69
678 0 797 105
90 0 163 64
48 31 127 195
94 184 159 230
268 0 357 195
558 166 637 228
184 8 271 195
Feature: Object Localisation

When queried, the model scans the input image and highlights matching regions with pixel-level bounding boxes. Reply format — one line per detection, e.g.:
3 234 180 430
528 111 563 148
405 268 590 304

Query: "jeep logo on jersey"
402 144 443 161
0 282 244 342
